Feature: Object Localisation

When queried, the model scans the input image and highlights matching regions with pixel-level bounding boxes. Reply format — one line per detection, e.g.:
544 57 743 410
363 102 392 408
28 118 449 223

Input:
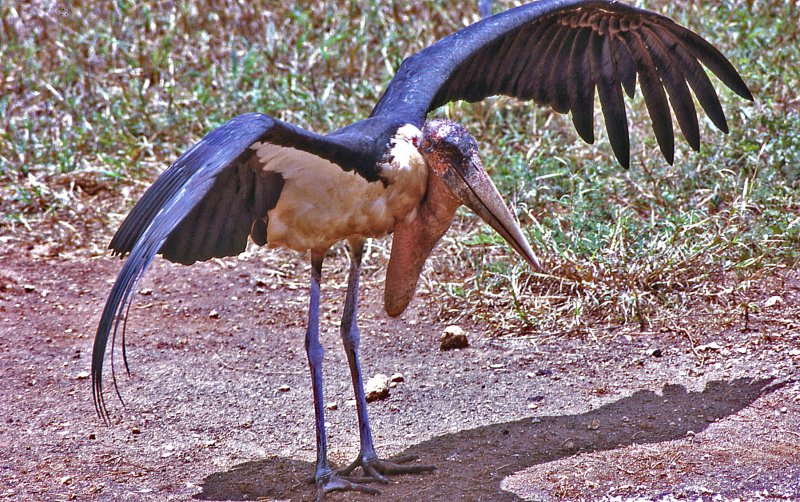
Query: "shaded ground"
1 242 798 501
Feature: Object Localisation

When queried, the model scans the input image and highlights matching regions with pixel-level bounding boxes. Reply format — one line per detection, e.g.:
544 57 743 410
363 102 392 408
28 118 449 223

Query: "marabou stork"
92 0 752 499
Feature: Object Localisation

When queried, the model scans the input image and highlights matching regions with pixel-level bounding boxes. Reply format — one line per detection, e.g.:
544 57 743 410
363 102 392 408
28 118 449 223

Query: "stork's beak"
443 155 542 272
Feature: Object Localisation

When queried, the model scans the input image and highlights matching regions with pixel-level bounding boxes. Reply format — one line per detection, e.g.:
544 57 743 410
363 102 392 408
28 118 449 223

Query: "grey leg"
337 240 435 482
305 250 379 501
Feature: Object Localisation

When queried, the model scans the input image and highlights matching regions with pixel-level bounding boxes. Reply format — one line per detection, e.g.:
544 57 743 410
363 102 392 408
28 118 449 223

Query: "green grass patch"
1 0 797 332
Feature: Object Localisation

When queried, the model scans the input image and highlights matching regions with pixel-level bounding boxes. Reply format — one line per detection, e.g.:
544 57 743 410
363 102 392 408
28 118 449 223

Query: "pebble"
278 384 290 392
440 325 469 350
696 341 722 351
764 296 783 307
365 374 390 402
390 373 405 383
209 310 220 319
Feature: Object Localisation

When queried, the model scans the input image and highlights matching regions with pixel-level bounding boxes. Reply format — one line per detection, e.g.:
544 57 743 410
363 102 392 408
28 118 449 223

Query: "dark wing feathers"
568 27 595 143
157 160 283 264
371 0 752 167
620 29 674 164
642 26 700 152
92 113 379 420
592 31 630 167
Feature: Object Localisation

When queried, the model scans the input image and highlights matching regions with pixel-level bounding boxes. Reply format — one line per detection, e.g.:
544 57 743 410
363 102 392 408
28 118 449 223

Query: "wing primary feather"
512 22 562 99
642 25 700 151
611 34 637 98
483 26 525 93
546 25 579 113
496 23 540 99
620 30 674 165
650 24 729 133
568 27 595 144
459 45 496 102
667 23 754 101
205 168 248 260
187 186 221 263
494 23 544 92
591 30 629 168
529 25 569 103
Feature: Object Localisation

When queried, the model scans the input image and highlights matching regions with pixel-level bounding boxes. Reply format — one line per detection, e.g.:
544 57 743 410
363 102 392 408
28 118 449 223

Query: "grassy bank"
2 0 797 332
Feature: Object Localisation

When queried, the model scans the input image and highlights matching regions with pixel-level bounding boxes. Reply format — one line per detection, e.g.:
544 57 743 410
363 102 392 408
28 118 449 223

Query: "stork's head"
420 119 541 271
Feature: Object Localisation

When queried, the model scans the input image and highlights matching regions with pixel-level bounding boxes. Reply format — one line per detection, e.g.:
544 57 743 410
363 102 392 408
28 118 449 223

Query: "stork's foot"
315 470 381 501
338 453 436 484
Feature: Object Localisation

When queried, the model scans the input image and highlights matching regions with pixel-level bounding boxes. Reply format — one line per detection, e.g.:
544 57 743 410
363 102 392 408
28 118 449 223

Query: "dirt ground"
1 240 799 501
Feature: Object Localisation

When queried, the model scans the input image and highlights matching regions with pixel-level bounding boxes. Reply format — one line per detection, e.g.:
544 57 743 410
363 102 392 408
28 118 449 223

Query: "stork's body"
92 1 752 500
253 124 428 252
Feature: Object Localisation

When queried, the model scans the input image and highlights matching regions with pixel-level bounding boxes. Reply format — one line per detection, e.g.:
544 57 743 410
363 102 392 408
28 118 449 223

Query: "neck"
384 174 460 317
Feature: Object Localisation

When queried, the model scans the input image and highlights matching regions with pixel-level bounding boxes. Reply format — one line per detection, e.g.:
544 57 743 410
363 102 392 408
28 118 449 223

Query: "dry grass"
2 0 798 333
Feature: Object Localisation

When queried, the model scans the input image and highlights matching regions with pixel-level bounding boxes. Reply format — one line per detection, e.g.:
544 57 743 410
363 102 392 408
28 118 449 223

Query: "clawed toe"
316 471 381 501
338 453 436 483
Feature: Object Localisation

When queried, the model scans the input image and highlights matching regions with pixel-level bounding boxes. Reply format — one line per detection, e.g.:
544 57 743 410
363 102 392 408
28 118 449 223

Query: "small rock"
764 295 783 308
139 288 153 296
365 374 390 402
326 402 338 411
88 432 96 440
440 325 469 351
131 427 141 435
75 370 90 380
588 419 600 430
650 348 663 358
278 384 290 392
209 310 220 319
390 373 405 383
23 284 36 293
535 368 553 377
696 341 722 352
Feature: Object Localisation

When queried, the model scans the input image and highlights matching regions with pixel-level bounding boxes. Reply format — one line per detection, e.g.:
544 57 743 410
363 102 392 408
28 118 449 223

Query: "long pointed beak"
442 156 542 272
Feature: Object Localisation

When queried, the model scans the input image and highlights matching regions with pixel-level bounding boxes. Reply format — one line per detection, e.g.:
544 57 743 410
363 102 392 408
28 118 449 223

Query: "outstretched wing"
92 113 388 420
371 0 753 167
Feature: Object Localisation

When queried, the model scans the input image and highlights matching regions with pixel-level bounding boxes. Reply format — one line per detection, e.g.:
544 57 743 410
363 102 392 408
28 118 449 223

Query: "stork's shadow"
194 377 783 501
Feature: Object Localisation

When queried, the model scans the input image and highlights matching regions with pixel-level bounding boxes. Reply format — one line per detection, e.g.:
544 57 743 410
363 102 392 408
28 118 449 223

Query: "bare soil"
1 242 798 501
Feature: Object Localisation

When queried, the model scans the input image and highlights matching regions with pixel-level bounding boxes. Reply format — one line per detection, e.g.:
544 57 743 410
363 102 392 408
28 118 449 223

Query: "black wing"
371 0 753 167
92 112 391 420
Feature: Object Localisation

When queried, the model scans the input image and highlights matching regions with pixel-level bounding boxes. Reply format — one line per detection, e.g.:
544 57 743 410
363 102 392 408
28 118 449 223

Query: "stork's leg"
338 240 435 483
305 250 379 501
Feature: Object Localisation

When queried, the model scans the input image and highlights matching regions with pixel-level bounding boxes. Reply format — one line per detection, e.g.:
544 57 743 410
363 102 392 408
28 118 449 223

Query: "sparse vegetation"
2 0 797 332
